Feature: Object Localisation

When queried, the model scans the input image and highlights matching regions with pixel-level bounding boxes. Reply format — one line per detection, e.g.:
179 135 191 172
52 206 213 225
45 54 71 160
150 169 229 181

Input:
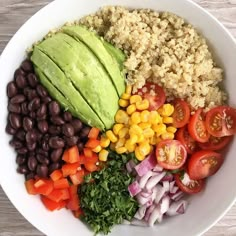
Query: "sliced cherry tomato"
53 178 70 189
175 171 205 194
134 82 166 111
172 99 190 128
198 135 232 151
156 140 187 170
188 150 223 180
176 126 198 154
188 108 210 143
25 179 37 195
205 106 236 137
88 127 100 139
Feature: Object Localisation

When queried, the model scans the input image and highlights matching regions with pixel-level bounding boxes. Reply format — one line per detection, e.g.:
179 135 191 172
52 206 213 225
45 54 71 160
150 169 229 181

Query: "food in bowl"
5 5 236 235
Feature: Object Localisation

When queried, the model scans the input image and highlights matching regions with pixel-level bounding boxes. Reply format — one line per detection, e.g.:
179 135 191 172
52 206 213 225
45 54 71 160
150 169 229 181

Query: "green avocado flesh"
31 26 126 130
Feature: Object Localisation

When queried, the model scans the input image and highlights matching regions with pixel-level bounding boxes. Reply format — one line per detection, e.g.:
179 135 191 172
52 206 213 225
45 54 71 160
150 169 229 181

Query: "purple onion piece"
145 171 166 191
128 181 141 197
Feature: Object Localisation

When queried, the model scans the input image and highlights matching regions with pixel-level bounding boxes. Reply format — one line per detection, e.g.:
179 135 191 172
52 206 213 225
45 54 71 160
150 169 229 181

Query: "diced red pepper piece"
70 169 85 185
60 188 70 200
73 208 84 218
34 179 53 196
25 179 37 195
57 200 66 210
83 148 93 158
85 138 100 149
47 189 64 203
54 178 70 189
41 195 65 211
66 185 80 211
62 149 70 163
84 153 99 172
63 146 80 164
50 169 63 182
62 162 80 177
88 127 100 139
79 154 86 165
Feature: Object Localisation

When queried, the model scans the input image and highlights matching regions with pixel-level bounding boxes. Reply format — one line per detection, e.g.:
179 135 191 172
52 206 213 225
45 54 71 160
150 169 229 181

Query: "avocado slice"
36 33 119 129
31 47 105 130
62 25 126 97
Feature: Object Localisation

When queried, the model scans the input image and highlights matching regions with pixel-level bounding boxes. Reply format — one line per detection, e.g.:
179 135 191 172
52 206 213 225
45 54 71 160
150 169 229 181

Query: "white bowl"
0 0 236 235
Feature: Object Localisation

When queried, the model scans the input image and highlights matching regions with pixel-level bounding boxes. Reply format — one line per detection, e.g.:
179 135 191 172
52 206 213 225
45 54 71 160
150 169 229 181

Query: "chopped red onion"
171 191 184 201
139 170 155 189
128 181 141 197
141 191 152 198
134 204 148 220
136 193 152 205
160 195 170 214
148 205 162 226
122 219 131 225
166 200 187 216
161 174 173 182
162 181 170 192
151 186 159 202
152 164 163 172
154 185 166 204
145 172 166 190
131 219 148 227
144 204 156 222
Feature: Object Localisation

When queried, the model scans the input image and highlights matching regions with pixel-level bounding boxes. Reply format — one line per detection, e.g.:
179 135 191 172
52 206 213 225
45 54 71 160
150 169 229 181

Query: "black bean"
36 154 49 165
15 129 26 141
48 101 60 116
28 90 38 101
21 59 33 72
48 126 61 135
62 123 75 137
9 113 21 129
36 104 47 118
26 130 37 144
14 68 25 79
16 155 26 165
50 116 65 125
27 142 37 151
5 123 17 135
10 94 26 104
7 82 18 98
23 117 34 131
36 84 48 98
49 163 60 174
29 111 36 119
15 75 27 89
25 172 35 180
80 126 91 139
16 147 28 155
37 120 48 134
42 96 52 104
42 139 50 151
37 149 49 157
63 111 72 122
17 165 29 175
50 148 63 163
27 73 38 88
21 102 29 115
27 156 38 171
8 103 21 114
77 142 84 152
36 164 48 178
71 119 83 133
9 139 23 149
28 97 40 111
49 136 65 149
65 136 79 147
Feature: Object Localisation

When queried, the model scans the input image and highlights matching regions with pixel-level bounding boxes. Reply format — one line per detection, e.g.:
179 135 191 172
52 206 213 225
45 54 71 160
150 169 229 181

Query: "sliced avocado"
31 47 105 130
36 33 119 129
61 25 125 97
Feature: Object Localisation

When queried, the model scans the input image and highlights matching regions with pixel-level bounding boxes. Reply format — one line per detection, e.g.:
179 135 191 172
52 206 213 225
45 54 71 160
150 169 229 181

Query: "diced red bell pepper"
54 178 70 189
25 179 37 195
63 146 80 164
66 185 80 211
47 189 64 203
83 148 93 158
84 153 99 172
88 127 100 139
34 179 53 196
79 154 86 165
85 138 100 149
50 169 63 182
70 169 85 185
62 162 80 177
41 195 65 211
60 188 70 200
62 149 70 163
57 200 66 210
73 208 83 218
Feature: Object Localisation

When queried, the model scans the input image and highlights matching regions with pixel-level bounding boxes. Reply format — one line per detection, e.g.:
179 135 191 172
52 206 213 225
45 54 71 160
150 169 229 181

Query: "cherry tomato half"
172 99 190 128
134 82 166 111
188 150 223 180
175 171 205 194
156 140 187 170
176 125 198 154
205 106 236 137
198 135 233 151
188 108 210 143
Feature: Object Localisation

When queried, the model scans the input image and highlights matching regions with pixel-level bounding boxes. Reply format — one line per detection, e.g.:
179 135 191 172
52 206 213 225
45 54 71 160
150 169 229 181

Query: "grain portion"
79 6 227 110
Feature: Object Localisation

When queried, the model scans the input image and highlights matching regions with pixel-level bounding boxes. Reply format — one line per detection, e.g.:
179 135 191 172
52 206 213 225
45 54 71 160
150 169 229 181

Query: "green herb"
79 152 138 235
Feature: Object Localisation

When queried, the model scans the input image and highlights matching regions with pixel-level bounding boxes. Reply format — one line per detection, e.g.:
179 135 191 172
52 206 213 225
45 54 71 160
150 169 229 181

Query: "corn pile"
100 85 177 161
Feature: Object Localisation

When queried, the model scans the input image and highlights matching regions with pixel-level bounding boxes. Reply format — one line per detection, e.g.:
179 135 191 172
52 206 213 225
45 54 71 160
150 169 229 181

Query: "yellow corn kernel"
135 147 145 161
118 127 129 139
126 85 132 95
115 110 129 124
92 145 102 153
99 149 109 162
166 126 177 133
119 99 129 108
127 104 136 115
115 138 126 148
131 112 141 124
140 110 150 123
137 134 145 143
121 93 131 100
139 142 151 156
143 128 155 138
153 124 167 136
129 124 143 136
100 136 111 148
130 95 142 104
125 140 136 152
149 136 157 145
129 134 138 144
161 132 175 140
139 122 152 130
106 130 118 143
116 147 127 154
156 136 162 144
163 117 174 124
113 124 124 135
158 104 174 117
149 111 162 124
136 99 149 110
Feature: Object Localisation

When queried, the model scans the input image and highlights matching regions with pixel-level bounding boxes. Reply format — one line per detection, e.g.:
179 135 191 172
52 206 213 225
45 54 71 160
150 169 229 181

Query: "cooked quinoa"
79 6 227 110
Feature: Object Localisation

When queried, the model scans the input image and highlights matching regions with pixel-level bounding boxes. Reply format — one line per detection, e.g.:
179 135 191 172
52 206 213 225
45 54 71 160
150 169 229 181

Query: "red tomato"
198 135 232 151
175 171 205 194
188 150 223 180
172 99 190 128
188 108 210 143
176 126 198 154
134 82 166 111
205 106 236 137
156 140 187 170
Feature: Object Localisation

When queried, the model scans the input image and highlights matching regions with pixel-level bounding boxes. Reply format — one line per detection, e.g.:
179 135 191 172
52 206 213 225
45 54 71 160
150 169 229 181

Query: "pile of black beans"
6 59 91 180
